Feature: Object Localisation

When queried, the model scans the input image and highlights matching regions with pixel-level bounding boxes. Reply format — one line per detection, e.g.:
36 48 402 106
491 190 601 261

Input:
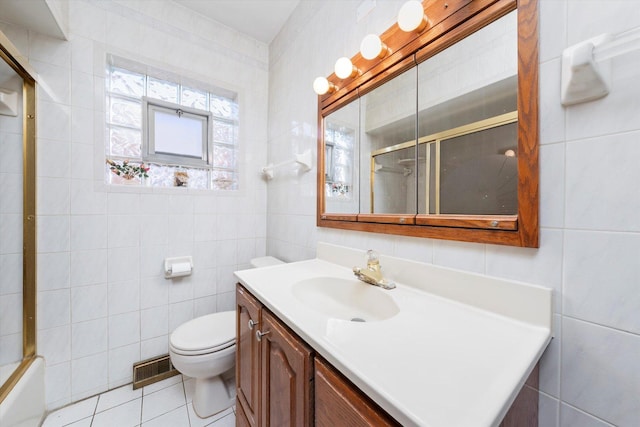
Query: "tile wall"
267 0 640 426
0 0 269 410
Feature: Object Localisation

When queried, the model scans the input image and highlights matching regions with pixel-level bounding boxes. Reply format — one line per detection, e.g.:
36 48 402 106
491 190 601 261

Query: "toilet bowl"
169 311 236 418
169 256 284 419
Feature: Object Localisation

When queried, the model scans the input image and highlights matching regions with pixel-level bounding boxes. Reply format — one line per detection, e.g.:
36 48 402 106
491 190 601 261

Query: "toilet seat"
169 311 236 356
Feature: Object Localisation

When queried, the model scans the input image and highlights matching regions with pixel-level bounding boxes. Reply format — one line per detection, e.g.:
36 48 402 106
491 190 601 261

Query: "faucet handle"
366 249 379 266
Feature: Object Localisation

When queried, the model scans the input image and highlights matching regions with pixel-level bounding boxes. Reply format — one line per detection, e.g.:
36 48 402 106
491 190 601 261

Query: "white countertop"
234 243 552 427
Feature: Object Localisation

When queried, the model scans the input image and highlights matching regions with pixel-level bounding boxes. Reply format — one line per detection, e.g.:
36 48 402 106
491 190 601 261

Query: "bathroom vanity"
234 243 552 427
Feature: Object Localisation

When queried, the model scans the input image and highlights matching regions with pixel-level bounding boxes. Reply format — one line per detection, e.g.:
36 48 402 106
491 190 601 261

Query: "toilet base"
192 374 236 419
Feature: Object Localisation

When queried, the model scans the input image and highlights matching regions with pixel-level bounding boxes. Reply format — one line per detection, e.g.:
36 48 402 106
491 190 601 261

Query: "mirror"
317 0 538 247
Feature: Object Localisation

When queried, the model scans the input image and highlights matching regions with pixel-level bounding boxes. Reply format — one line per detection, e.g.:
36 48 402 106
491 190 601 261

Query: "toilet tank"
250 256 284 268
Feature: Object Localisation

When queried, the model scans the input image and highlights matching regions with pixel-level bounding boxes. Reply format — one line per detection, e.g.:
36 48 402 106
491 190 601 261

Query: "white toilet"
169 256 284 418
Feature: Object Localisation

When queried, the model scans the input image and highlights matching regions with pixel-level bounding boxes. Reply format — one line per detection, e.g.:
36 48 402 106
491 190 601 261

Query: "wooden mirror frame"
316 0 538 247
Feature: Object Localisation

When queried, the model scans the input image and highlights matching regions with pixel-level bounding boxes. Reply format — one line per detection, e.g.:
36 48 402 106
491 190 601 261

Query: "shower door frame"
0 32 37 404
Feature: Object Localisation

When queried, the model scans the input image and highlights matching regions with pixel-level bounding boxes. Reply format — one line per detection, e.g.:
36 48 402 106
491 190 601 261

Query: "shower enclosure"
0 30 38 411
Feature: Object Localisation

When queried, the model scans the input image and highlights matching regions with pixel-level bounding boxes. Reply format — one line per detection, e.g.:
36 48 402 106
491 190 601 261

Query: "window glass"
152 109 204 158
105 55 239 190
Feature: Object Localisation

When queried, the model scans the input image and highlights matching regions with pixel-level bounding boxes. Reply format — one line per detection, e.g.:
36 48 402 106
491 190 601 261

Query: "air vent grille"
132 354 179 389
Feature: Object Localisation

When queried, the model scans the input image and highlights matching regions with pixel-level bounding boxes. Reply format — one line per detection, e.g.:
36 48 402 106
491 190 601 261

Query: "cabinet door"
259 310 313 427
315 357 400 427
236 285 262 427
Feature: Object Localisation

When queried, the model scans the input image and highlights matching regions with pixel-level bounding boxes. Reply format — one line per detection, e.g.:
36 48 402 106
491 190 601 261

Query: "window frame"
142 96 213 168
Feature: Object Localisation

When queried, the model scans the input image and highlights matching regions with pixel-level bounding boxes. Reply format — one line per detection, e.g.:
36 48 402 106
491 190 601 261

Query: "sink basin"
292 277 400 322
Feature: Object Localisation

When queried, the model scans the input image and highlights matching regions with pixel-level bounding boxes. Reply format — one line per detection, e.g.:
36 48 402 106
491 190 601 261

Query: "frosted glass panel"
210 95 236 118
181 87 208 110
153 110 204 158
213 145 235 169
110 127 141 157
213 120 234 143
110 98 141 128
110 68 144 97
148 77 179 103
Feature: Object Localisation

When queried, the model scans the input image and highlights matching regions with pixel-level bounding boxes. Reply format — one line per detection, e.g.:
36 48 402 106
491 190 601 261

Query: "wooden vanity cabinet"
236 283 538 426
236 284 313 427
315 357 401 427
236 285 261 426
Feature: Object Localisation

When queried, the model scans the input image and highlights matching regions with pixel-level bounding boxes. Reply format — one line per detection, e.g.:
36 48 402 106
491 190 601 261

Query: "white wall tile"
108 279 140 315
194 295 217 317
432 239 486 273
71 215 108 250
107 215 139 248
140 276 168 310
168 300 193 333
140 214 168 247
107 246 139 283
38 140 71 179
561 317 640 426
565 132 640 232
71 143 94 180
72 318 108 359
71 249 108 286
71 284 107 323
486 228 562 311
108 343 139 387
0 254 22 295
38 252 71 291
70 180 107 215
39 325 71 366
37 216 70 253
38 178 71 215
71 352 108 401
0 214 22 253
38 101 71 142
38 289 70 329
140 305 168 341
32 60 71 105
560 403 615 427
45 362 72 410
108 311 140 349
140 335 168 360
564 230 640 334
71 107 94 145
538 393 559 427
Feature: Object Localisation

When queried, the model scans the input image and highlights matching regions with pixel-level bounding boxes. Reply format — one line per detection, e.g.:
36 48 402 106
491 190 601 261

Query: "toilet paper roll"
168 261 191 277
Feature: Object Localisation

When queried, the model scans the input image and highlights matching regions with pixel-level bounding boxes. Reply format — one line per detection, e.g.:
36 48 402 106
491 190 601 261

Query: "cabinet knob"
256 330 270 342
248 319 259 330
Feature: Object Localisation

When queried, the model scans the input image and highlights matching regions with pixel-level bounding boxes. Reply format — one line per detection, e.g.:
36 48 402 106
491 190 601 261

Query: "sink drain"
350 317 366 322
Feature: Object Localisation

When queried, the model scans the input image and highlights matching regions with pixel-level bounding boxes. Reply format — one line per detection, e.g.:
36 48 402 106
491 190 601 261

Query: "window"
105 55 239 189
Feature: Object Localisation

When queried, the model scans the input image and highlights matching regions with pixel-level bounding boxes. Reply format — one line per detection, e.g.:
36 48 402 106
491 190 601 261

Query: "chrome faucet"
353 250 396 290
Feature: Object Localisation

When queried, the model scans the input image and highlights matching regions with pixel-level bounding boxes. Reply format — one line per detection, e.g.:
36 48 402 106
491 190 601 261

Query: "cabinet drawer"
315 357 400 427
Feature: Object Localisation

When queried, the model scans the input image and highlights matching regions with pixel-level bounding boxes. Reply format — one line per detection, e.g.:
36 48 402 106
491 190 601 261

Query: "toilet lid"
170 311 235 353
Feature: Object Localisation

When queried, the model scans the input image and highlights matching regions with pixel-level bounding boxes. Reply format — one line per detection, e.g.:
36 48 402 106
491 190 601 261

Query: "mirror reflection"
322 10 519 219
362 67 417 215
324 100 359 214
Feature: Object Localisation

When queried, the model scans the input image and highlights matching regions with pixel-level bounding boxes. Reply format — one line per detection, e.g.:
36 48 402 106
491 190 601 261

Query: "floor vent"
132 354 179 390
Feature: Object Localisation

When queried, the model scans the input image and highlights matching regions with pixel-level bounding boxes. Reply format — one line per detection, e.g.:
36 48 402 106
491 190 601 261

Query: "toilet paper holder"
164 256 193 279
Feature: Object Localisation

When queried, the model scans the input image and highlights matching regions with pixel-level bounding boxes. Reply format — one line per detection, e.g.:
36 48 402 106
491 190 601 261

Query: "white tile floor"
41 375 235 427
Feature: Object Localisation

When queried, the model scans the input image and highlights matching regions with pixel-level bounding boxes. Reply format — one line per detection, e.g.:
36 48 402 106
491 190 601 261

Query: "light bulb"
360 34 389 60
313 77 332 95
334 57 358 79
398 0 428 33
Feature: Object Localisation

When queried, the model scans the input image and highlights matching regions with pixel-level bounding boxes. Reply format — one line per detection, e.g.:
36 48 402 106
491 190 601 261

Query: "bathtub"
0 357 45 427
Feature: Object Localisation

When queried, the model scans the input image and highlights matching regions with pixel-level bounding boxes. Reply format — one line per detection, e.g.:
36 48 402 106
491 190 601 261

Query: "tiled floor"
41 375 235 427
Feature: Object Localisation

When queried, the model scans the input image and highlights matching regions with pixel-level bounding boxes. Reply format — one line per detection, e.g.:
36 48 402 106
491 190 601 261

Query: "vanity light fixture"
313 76 337 95
360 34 390 60
397 0 428 33
334 57 360 79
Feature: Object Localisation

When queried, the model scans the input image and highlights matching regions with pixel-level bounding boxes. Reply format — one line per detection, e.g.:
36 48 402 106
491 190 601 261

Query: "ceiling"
173 0 300 44
0 0 300 45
